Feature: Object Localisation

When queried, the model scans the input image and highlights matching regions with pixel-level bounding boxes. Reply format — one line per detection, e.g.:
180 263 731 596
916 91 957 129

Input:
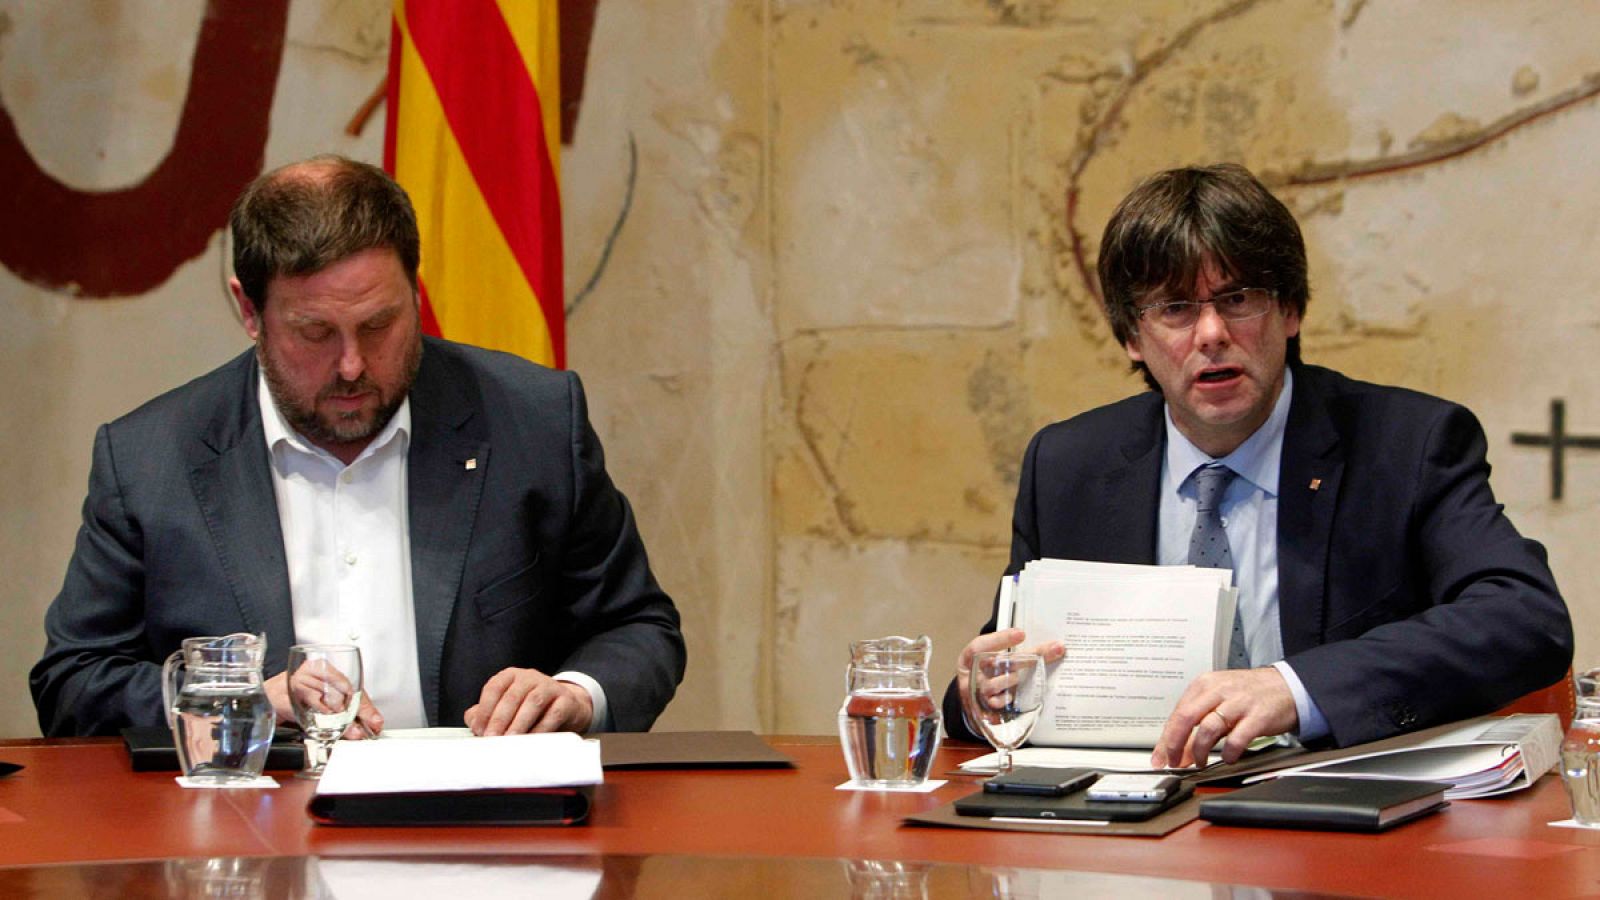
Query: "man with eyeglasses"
947 163 1571 764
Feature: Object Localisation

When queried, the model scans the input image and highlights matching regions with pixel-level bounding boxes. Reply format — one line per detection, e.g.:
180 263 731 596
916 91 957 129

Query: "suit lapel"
405 342 490 726
1276 367 1345 655
187 354 296 672
1092 398 1163 564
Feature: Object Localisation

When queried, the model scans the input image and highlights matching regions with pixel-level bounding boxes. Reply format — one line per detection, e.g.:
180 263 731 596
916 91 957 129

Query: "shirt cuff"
1271 660 1330 742
553 671 611 735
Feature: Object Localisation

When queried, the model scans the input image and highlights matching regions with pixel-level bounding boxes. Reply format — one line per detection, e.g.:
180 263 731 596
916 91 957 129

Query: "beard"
257 326 423 450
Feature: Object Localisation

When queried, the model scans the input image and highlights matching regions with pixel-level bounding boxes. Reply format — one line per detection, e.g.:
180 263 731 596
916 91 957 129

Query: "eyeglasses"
1135 288 1277 331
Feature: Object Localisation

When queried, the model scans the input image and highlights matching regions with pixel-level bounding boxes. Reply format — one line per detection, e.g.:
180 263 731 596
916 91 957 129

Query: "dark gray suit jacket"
32 336 686 736
944 364 1572 747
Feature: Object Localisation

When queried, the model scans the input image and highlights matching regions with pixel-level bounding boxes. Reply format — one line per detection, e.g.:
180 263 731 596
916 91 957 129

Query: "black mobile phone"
982 766 1099 797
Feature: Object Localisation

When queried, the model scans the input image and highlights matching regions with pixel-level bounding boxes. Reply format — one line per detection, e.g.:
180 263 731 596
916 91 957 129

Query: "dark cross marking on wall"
1510 399 1600 501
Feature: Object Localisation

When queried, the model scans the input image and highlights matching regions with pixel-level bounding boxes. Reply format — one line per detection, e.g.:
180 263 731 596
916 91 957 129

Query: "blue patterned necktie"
1188 465 1249 668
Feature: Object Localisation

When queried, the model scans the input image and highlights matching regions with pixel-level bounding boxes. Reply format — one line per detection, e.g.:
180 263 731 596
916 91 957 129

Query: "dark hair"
229 155 420 311
1096 163 1308 390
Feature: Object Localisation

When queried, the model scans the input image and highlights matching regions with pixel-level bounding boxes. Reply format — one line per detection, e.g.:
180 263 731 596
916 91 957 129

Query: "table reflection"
0 853 1358 899
164 856 279 898
845 858 932 899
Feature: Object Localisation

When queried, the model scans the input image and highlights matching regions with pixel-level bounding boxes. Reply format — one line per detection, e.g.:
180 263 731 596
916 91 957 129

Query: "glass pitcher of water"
1561 668 1600 825
161 633 274 784
838 635 942 786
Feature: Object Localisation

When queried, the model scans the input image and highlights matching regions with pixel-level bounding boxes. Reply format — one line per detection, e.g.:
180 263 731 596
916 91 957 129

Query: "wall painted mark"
0 0 289 298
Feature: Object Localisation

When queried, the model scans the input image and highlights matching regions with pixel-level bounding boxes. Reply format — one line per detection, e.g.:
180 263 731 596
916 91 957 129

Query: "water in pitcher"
1561 737 1600 824
172 682 274 783
838 688 941 786
1562 672 1600 826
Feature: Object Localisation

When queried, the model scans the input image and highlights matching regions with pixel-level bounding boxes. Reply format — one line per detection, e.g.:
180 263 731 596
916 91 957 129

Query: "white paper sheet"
1247 714 1560 799
835 779 948 793
1011 561 1233 747
376 727 474 740
958 746 1222 774
315 731 602 795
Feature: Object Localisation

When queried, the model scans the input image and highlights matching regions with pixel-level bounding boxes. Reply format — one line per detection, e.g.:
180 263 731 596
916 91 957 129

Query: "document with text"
998 559 1236 748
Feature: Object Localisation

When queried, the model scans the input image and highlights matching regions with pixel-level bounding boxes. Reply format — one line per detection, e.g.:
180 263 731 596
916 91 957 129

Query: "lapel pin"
465 458 478 471
1309 478 1322 491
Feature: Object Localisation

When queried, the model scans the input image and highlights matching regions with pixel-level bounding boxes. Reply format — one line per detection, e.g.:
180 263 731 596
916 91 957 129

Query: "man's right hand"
954 628 1065 728
263 670 385 740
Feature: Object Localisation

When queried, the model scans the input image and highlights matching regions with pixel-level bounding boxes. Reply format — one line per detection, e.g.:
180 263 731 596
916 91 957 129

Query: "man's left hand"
1151 667 1298 768
464 668 594 736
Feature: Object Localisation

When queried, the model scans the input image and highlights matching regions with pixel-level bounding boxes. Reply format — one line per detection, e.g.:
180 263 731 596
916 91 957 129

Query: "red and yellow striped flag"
384 0 564 368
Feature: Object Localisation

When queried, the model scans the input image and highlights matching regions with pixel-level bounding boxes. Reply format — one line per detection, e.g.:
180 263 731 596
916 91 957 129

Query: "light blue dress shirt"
1155 368 1330 741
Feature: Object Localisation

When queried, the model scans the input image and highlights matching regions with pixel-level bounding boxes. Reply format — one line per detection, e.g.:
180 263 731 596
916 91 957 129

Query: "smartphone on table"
1085 773 1182 802
983 766 1098 797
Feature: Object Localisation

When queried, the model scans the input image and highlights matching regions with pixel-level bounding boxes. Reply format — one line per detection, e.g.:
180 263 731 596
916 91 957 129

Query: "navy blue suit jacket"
945 364 1572 747
32 337 686 736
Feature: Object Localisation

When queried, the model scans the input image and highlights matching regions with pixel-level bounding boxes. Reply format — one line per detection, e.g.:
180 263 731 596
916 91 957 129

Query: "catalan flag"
384 0 564 368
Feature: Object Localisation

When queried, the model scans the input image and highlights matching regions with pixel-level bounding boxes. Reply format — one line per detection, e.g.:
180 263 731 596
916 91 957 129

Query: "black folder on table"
1199 776 1450 832
307 785 592 826
596 730 795 769
122 725 306 772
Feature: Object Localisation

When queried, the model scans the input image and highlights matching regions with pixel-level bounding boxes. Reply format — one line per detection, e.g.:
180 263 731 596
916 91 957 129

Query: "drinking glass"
286 643 363 779
969 651 1044 774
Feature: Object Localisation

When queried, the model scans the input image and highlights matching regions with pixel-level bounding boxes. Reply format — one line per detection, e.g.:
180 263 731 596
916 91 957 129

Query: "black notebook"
307 786 592 826
1199 776 1450 832
122 725 306 772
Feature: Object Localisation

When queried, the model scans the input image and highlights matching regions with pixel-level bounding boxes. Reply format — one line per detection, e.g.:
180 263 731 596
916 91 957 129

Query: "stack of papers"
998 559 1237 748
1245 715 1559 799
958 746 1217 775
318 731 603 796
957 736 1283 775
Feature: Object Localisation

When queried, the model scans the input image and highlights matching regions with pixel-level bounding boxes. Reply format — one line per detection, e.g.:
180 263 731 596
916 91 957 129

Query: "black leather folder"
1199 776 1450 832
307 785 592 826
121 725 306 772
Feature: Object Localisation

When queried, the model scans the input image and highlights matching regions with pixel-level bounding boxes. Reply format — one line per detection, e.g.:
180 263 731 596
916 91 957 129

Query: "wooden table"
2 735 1598 897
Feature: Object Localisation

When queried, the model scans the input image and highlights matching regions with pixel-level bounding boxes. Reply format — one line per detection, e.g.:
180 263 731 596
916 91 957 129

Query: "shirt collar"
258 372 411 467
1162 366 1293 497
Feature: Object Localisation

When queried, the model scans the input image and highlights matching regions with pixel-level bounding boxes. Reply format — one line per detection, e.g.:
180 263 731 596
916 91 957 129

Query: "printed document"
1000 559 1236 748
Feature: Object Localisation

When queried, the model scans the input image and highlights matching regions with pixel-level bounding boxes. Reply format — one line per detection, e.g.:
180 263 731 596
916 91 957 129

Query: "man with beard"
32 156 686 738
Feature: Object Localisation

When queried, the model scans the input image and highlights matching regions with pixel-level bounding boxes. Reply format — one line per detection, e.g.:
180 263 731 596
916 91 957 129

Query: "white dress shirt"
260 376 429 728
1154 368 1330 740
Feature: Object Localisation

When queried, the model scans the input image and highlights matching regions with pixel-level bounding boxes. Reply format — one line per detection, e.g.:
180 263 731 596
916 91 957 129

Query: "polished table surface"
2 735 1599 897
0 852 1370 898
